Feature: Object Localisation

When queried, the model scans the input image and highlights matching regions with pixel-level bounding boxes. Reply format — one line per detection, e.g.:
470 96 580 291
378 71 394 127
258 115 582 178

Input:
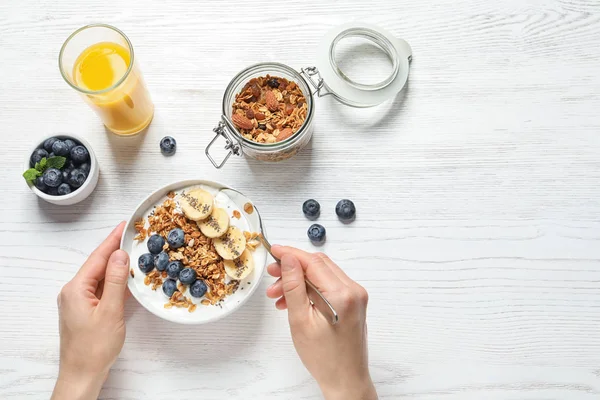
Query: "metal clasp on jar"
299 67 332 98
205 118 242 169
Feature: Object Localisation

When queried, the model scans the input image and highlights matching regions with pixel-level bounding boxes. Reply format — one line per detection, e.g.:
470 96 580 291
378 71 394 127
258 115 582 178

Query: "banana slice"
180 189 214 221
197 207 230 238
213 226 246 260
224 249 255 280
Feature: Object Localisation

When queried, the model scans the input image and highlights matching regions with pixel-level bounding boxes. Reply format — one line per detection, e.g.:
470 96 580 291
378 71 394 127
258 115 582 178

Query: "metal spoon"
219 188 339 325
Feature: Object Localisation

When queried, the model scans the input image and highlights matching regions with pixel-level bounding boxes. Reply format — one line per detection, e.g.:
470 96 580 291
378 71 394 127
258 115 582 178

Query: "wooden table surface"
2 0 600 399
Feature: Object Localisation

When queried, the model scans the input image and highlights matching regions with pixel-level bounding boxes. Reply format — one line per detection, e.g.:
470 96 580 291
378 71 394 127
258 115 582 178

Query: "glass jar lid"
314 22 412 108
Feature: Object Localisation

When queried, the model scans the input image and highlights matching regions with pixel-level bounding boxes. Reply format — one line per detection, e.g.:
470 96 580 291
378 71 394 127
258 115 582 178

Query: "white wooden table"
2 1 600 399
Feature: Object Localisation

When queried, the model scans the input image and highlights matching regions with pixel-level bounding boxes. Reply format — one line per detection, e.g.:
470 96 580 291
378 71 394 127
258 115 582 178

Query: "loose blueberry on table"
147 234 165 254
138 253 155 274
23 136 91 197
160 136 177 156
335 199 356 222
167 228 185 248
162 279 178 297
302 199 321 220
307 224 326 244
154 252 169 271
189 279 208 298
166 260 183 279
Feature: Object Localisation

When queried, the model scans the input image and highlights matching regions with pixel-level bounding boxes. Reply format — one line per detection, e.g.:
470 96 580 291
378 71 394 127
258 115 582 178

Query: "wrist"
321 376 377 400
51 368 105 400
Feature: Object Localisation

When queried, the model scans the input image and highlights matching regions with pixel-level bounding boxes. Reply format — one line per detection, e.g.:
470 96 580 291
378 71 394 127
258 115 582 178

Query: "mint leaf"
35 157 48 172
47 156 66 170
23 168 41 183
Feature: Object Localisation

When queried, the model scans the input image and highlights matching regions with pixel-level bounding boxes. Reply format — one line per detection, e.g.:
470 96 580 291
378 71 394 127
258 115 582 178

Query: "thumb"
99 249 130 313
280 254 310 320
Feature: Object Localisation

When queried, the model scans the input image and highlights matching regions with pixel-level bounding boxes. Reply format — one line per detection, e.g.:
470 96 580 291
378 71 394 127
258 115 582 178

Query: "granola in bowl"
122 180 267 325
231 75 308 145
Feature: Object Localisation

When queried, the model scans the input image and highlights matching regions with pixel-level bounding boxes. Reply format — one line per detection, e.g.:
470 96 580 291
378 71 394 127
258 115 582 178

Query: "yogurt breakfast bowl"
121 180 268 324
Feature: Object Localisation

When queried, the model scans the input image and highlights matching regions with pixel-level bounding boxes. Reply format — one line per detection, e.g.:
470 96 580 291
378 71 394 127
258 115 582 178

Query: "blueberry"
79 162 91 174
70 145 90 164
51 140 70 157
57 183 72 195
43 137 58 153
48 152 55 158
266 78 280 88
166 261 183 279
42 168 63 188
46 187 59 196
162 279 178 297
30 148 48 167
62 167 72 182
335 199 356 222
160 136 177 156
64 139 77 152
147 234 165 254
65 159 77 170
189 279 208 298
154 252 169 271
302 199 320 220
307 224 326 244
167 228 185 248
179 268 197 285
67 169 87 188
34 176 48 192
138 253 155 274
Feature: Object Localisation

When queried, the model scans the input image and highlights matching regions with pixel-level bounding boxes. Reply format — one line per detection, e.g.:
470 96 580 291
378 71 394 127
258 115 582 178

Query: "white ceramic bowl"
24 133 99 205
121 180 268 325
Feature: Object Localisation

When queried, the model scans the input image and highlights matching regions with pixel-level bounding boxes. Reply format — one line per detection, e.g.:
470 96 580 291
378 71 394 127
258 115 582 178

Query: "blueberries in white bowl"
154 252 169 271
23 136 93 197
167 228 185 248
162 279 178 297
30 148 49 167
57 183 72 196
190 279 208 298
43 168 63 188
179 268 197 285
138 253 155 274
70 145 90 164
51 140 70 157
166 261 183 279
147 234 166 254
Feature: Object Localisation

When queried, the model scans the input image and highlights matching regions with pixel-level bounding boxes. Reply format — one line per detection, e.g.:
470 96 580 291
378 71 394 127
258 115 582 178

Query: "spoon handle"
258 235 339 325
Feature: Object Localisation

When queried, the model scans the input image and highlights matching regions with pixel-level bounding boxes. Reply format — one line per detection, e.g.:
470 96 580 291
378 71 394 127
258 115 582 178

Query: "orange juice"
72 41 154 135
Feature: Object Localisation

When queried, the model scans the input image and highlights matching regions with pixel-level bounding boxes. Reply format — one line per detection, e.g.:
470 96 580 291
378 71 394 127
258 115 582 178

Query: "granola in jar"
231 75 308 145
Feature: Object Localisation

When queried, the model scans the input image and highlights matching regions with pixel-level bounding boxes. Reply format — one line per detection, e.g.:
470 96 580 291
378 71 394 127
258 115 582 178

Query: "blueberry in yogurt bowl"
23 134 98 205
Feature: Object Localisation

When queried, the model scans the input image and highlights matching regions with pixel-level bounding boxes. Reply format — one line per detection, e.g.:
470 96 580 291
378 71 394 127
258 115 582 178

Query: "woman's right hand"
267 246 377 400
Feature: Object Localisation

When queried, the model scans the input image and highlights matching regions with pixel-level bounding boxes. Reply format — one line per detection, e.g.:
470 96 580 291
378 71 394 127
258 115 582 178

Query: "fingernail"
111 249 129 266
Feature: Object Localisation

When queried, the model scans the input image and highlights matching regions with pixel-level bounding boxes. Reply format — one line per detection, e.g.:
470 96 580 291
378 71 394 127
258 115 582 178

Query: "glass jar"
206 22 412 168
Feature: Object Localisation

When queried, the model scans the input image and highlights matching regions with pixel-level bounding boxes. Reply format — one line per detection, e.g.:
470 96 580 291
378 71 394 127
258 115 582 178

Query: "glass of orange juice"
59 24 154 136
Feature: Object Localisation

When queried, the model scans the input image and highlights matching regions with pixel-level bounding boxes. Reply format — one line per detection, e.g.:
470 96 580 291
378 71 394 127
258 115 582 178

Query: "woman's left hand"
51 222 130 400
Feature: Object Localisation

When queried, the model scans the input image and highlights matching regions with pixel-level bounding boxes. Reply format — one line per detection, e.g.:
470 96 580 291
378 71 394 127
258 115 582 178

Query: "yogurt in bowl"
121 180 268 325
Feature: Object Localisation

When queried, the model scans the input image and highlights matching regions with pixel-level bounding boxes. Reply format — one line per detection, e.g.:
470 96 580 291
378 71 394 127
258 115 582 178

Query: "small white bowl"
121 179 268 325
24 133 99 206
